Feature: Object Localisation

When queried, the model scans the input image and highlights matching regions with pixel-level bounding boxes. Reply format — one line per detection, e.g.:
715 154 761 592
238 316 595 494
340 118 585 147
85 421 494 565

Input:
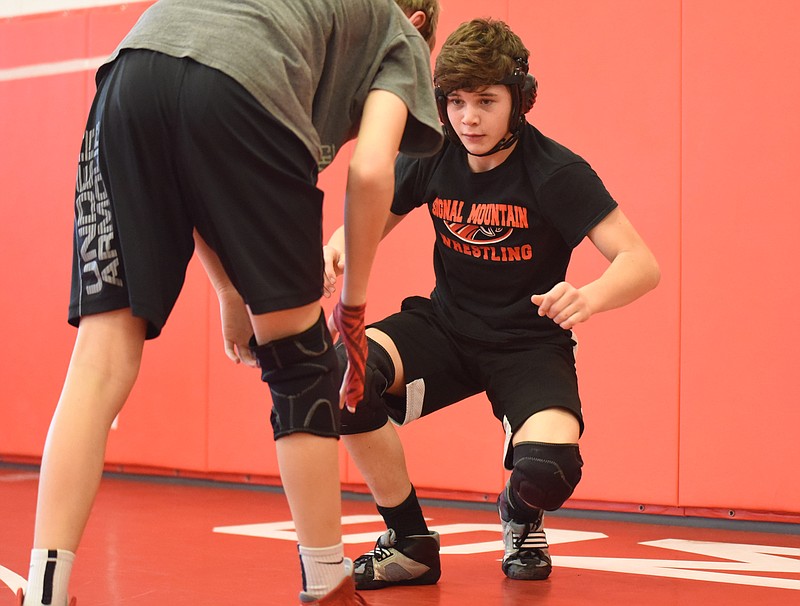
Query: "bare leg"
342 423 412 508
275 434 342 547
34 309 147 551
342 327 412 507
513 408 581 445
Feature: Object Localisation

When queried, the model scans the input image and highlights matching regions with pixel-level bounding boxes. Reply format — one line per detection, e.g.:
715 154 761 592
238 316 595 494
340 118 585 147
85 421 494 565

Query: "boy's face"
445 85 513 156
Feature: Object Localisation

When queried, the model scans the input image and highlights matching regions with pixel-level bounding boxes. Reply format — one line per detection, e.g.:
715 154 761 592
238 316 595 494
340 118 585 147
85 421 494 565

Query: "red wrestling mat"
1 467 798 605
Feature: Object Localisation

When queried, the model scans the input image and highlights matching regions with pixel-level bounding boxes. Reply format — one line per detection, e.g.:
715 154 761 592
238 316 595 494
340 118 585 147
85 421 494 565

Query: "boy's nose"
462 107 479 124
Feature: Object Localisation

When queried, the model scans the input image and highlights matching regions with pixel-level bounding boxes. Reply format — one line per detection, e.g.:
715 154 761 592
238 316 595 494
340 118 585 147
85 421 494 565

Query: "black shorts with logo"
341 296 584 469
69 50 324 338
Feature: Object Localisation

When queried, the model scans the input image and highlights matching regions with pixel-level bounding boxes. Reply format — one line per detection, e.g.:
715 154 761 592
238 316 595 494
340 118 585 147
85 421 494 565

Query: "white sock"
298 542 347 598
25 549 75 606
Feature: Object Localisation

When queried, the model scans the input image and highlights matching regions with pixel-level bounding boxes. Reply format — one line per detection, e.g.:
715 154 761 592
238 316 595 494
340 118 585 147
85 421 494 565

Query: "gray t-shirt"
103 0 443 169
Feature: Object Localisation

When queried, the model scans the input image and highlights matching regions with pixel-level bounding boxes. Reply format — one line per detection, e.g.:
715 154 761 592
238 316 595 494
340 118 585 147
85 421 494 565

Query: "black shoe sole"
501 563 552 581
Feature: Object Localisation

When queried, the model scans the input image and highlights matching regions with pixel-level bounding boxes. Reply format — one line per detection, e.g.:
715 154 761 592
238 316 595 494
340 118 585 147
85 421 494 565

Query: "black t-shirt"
392 122 618 344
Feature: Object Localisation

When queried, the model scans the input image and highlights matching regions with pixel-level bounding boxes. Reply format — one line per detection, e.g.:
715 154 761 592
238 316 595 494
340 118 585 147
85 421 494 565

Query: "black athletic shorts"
69 50 324 338
342 296 583 469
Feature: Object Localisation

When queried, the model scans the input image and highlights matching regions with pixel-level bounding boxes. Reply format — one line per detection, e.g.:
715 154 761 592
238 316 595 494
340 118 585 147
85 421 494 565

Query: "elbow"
646 255 661 292
630 244 661 294
348 153 395 190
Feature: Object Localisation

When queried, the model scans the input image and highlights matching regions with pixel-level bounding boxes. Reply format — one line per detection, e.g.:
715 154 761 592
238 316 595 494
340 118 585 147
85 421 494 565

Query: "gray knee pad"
338 336 395 435
509 442 583 513
251 312 340 440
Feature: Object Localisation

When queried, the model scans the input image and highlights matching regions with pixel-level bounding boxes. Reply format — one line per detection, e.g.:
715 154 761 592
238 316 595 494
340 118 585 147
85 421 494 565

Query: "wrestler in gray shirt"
103 0 443 169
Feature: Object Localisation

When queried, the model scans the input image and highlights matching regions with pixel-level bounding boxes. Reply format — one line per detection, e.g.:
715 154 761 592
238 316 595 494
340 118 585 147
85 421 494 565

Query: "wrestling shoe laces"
353 528 441 590
498 490 552 580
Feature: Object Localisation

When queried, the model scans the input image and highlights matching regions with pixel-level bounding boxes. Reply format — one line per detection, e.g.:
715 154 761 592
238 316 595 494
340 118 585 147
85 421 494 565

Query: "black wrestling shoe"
353 528 441 589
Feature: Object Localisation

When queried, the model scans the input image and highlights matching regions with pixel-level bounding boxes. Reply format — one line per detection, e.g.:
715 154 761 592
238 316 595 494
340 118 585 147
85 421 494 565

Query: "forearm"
339 166 394 306
579 248 660 315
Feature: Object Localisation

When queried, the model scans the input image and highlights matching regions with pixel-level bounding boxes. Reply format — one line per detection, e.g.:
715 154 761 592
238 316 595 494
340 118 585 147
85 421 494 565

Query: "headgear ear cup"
522 73 538 114
434 86 447 126
505 61 537 131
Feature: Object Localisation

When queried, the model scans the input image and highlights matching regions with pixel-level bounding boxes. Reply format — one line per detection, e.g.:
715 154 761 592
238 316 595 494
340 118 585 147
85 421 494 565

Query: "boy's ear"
406 10 435 51
407 10 427 32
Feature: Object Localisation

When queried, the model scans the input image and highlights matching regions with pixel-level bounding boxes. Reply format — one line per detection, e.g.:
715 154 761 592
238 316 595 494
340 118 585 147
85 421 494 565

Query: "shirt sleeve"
391 153 427 215
371 33 443 158
537 162 619 248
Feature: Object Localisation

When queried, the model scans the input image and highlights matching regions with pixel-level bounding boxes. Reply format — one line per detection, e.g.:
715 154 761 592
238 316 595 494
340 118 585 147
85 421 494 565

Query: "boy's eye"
447 97 463 106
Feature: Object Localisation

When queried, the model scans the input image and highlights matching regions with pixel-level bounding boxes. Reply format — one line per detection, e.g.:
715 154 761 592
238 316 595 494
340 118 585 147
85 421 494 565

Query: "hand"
322 245 345 298
218 288 257 367
331 301 367 413
531 282 592 330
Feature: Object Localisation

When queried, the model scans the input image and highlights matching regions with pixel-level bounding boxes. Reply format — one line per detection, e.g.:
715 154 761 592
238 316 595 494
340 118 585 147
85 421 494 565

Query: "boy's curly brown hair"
434 18 529 94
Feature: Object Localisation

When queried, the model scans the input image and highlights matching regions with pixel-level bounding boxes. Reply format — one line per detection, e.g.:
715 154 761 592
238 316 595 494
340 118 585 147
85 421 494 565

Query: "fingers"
224 339 240 364
339 347 365 412
341 366 362 413
531 283 587 330
553 309 581 330
322 247 344 298
531 283 569 318
238 343 258 367
532 295 552 319
323 274 336 298
224 339 258 367
322 246 336 297
338 363 355 412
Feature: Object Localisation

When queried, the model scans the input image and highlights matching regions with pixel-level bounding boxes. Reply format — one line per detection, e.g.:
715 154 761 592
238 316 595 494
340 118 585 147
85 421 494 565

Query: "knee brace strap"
251 312 340 440
510 442 583 513
338 336 395 435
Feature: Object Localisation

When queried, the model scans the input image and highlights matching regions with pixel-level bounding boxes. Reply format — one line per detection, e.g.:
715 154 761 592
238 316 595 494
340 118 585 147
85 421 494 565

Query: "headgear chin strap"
466 131 520 157
435 57 538 157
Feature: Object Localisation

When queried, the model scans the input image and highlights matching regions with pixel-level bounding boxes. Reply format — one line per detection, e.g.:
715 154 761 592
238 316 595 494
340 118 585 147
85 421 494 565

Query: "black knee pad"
509 442 583 513
251 312 341 440
338 336 395 435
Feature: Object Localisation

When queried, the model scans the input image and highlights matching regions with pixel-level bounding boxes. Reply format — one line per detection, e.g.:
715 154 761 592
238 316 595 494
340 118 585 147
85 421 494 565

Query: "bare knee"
251 302 321 344
73 310 147 385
